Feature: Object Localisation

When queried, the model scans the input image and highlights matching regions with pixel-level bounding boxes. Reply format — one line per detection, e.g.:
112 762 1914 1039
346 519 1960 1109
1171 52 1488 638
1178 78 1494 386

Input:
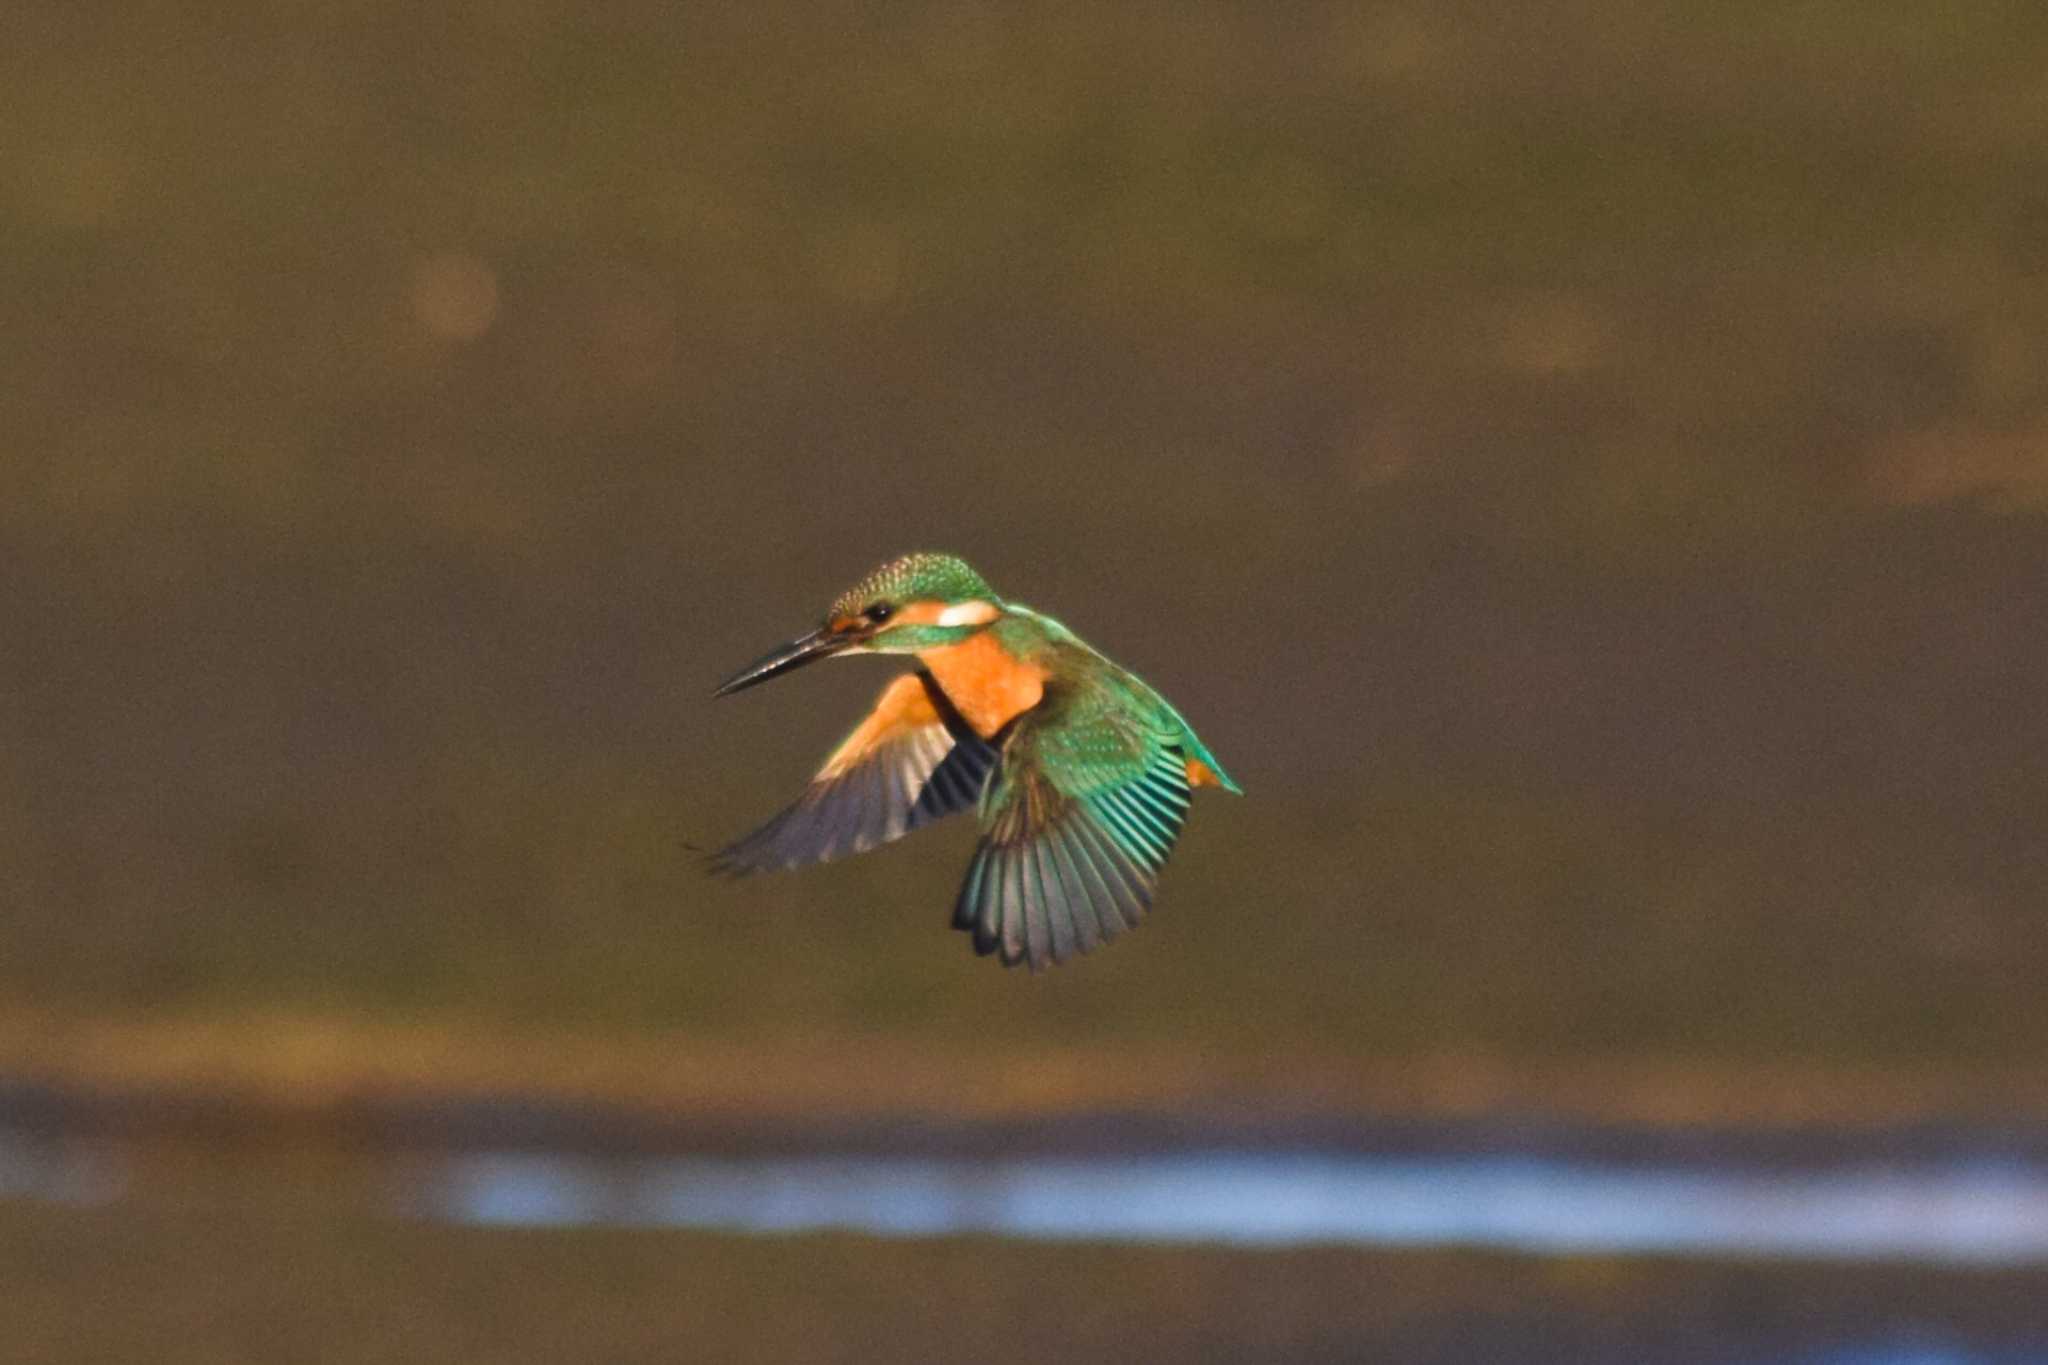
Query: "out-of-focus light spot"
411 252 500 341
1494 293 1613 377
1864 422 2048 511
816 223 903 307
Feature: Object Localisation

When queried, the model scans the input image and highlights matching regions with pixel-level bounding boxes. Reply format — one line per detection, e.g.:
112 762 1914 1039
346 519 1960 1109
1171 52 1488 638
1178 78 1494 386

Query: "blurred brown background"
6 2 2046 1072
5 4 2048 1358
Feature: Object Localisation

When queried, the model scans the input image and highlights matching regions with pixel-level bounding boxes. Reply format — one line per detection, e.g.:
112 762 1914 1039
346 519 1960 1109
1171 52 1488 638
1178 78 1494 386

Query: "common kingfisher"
712 552 1241 969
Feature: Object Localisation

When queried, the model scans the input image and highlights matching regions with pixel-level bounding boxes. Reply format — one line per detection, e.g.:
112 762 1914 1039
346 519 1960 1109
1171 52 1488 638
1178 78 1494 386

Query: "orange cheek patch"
919 633 1046 739
889 601 948 626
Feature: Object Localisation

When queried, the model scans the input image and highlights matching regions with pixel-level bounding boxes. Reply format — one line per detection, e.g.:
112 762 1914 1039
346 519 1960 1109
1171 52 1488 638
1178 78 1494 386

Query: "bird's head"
714 552 1005 696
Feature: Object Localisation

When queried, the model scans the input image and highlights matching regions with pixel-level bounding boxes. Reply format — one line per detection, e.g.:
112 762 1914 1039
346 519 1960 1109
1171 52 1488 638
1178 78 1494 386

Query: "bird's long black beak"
714 627 851 697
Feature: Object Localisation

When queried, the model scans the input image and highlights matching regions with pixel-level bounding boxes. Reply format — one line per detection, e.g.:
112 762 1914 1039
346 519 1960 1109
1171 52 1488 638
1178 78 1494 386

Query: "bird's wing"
712 671 997 874
951 678 1192 969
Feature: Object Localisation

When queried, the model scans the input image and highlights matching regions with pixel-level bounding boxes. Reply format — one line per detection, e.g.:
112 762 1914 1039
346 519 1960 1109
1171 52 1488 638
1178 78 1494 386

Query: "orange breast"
1184 757 1224 789
919 633 1046 739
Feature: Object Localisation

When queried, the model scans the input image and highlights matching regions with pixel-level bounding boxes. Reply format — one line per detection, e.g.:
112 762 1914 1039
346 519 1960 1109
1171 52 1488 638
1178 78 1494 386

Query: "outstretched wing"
951 679 1193 969
712 671 997 874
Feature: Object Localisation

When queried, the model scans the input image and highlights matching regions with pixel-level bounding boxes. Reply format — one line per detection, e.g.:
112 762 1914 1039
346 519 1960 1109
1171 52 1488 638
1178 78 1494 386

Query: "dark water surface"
7 1115 2048 1264
5 1108 2048 1365
389 1143 2048 1363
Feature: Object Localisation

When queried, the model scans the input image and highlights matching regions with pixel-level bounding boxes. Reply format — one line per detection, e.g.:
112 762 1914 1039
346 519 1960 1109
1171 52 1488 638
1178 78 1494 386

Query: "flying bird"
712 553 1240 969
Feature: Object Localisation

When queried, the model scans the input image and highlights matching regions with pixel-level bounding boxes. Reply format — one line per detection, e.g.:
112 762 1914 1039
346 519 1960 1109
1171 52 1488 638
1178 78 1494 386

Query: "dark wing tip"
702 845 757 878
716 719 996 880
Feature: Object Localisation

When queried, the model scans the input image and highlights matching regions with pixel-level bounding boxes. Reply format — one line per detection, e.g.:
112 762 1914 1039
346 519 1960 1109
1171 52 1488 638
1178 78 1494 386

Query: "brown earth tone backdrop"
6 4 2047 1090
10 6 2048 1362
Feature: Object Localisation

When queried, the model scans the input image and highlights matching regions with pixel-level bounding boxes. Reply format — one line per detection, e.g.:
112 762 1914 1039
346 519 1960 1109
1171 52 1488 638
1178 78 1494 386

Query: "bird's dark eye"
866 602 894 623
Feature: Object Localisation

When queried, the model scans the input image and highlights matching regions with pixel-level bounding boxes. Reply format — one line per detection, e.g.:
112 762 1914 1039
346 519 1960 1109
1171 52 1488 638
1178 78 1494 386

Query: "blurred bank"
4 3 2048 1107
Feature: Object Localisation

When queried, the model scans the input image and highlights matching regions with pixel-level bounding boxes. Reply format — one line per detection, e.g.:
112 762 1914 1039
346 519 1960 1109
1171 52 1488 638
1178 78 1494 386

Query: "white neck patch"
936 599 1000 628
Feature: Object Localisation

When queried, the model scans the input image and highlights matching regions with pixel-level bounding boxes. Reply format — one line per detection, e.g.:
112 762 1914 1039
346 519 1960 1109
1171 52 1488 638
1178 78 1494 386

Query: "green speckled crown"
829 553 995 619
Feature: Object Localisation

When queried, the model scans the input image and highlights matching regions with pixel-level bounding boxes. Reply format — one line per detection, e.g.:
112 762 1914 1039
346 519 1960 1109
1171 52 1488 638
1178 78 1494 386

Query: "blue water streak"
413 1150 2048 1265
